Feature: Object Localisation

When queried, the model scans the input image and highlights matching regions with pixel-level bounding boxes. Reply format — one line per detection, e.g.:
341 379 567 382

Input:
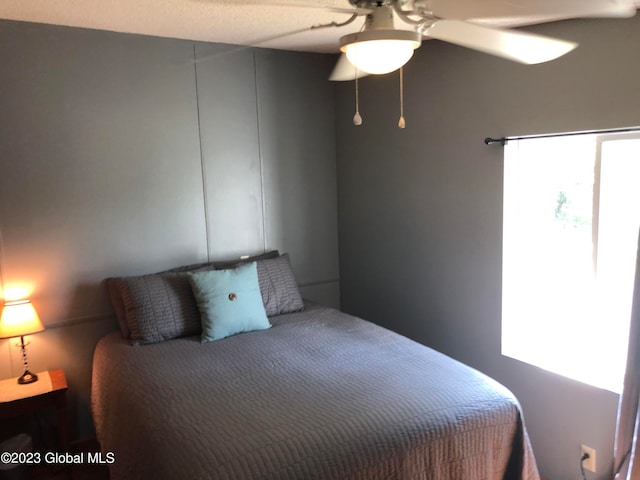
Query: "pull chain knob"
398 66 406 129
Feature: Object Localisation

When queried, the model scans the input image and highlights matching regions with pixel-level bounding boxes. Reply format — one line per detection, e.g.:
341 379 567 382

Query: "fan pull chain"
398 67 406 129
353 66 362 126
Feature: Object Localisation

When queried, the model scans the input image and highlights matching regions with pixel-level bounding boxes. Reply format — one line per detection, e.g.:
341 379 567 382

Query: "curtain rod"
484 126 640 146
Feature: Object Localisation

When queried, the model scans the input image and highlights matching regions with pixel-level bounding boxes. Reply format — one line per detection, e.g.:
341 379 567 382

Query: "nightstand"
0 369 69 453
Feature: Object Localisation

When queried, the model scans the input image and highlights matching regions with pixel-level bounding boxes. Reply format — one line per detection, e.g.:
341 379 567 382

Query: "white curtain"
614 229 640 480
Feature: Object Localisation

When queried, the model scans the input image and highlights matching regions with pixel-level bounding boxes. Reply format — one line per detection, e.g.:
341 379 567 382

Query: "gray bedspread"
92 305 540 480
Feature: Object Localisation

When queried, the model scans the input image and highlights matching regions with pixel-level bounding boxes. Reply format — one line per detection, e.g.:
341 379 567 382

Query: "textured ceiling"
0 1 638 54
0 0 366 53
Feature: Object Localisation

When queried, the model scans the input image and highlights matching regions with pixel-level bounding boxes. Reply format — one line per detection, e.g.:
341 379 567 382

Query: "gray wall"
0 20 339 440
336 14 640 480
2 12 637 479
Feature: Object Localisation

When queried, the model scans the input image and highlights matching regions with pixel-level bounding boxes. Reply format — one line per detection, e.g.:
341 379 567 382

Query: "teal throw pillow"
189 262 270 342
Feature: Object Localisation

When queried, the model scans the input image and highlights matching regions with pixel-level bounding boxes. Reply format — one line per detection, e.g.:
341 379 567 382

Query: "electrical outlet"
581 444 596 473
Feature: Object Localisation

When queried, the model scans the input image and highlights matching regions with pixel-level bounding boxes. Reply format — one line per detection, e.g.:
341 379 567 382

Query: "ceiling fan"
285 0 638 81
234 0 636 127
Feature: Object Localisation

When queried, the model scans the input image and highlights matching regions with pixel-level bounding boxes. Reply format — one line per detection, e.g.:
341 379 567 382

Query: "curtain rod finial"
484 137 507 146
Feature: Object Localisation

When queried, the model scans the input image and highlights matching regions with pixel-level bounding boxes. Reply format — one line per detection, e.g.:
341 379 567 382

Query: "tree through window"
502 133 640 392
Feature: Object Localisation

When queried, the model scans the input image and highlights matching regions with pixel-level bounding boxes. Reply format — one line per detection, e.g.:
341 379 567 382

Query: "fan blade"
329 53 370 81
189 27 314 65
250 27 315 48
427 0 636 24
425 20 578 64
202 0 372 15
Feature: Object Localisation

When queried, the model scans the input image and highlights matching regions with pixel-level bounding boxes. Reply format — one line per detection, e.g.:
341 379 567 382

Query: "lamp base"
17 370 38 385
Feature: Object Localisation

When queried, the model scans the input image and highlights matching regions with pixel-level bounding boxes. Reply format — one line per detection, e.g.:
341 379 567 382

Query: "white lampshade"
0 300 45 339
340 29 422 75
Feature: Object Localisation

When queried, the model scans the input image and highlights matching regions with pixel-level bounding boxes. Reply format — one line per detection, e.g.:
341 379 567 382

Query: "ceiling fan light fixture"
340 29 422 75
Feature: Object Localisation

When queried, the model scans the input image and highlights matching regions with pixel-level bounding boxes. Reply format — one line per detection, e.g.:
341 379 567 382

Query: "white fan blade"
427 0 637 23
211 0 372 15
250 27 313 48
190 27 313 65
329 53 370 81
425 20 578 64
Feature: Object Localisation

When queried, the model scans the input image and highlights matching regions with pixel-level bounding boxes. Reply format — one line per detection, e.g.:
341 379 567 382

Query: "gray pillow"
254 254 304 316
106 250 280 342
155 250 280 275
107 270 210 345
213 250 280 270
107 277 131 338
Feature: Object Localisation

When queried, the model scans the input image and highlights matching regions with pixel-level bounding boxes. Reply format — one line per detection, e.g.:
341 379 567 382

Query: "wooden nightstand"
0 369 69 453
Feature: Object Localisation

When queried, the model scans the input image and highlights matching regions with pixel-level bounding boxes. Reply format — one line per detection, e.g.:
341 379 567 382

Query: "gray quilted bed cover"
92 305 540 480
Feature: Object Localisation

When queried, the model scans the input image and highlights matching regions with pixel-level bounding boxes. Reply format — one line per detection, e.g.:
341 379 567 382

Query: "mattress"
91 304 540 480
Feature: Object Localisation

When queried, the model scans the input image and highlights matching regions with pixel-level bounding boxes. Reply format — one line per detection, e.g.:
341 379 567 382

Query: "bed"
92 254 540 480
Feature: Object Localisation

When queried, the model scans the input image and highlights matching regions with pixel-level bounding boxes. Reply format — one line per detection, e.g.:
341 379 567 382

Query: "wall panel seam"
42 313 115 330
253 51 268 253
193 43 212 262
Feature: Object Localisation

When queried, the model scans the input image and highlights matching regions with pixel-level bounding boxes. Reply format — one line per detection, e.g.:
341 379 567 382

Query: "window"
502 133 640 393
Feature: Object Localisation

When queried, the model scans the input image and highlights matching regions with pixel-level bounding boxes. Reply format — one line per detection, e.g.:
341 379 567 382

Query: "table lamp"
0 300 45 384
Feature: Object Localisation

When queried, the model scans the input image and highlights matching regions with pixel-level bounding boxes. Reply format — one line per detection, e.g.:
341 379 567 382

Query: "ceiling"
0 0 369 54
0 0 638 55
